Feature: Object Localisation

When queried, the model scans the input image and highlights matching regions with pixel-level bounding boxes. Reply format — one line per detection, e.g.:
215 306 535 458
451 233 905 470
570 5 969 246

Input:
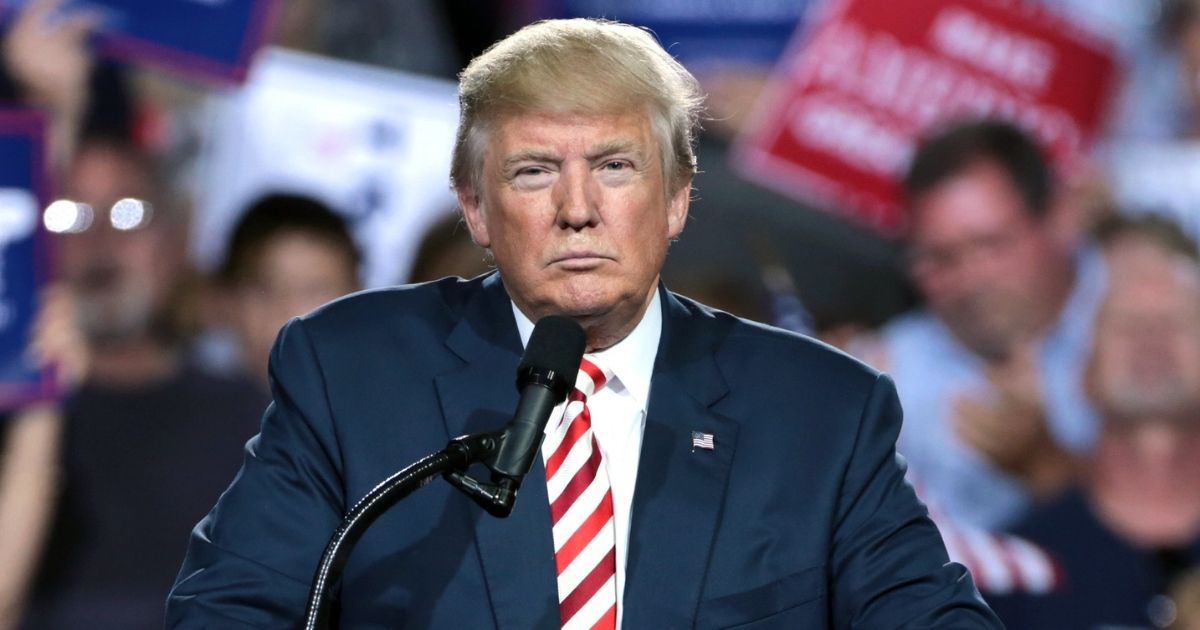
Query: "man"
212 193 363 395
168 19 999 627
988 215 1200 628
864 120 1106 529
22 140 264 630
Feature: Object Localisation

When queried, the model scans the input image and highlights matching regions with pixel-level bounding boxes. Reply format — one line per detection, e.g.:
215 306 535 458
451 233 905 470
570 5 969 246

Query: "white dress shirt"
513 290 661 629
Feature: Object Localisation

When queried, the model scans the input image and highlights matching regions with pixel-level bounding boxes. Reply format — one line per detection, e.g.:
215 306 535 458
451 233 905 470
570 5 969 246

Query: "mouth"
549 252 612 271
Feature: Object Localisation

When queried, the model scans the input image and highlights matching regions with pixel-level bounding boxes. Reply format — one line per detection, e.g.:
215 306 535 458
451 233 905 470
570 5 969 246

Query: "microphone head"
517 315 586 397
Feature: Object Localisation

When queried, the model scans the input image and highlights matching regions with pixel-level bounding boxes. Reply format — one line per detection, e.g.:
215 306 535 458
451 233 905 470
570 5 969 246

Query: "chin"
546 277 620 312
550 296 616 320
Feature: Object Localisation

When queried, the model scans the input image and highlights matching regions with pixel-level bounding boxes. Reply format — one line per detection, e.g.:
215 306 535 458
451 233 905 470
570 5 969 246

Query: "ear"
457 185 491 248
666 178 691 240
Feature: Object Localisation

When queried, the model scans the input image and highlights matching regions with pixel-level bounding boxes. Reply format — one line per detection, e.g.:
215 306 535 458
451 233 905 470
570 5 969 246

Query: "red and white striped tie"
542 356 618 630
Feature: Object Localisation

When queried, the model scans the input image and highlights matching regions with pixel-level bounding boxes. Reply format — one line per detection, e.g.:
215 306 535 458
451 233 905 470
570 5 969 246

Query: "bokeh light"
110 197 152 231
42 200 94 234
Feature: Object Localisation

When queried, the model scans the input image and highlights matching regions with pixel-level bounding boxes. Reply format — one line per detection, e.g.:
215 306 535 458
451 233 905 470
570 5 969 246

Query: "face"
906 161 1065 360
56 145 181 344
459 110 689 344
232 231 359 381
1088 238 1200 421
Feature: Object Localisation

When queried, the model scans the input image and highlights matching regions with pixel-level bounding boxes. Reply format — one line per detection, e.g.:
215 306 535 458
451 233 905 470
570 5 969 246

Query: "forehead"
69 146 153 202
1103 245 1200 318
258 232 355 273
485 110 657 158
908 162 1034 241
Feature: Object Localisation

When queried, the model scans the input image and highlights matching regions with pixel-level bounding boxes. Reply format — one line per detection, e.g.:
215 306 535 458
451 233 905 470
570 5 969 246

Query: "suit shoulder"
295 275 483 341
674 293 882 392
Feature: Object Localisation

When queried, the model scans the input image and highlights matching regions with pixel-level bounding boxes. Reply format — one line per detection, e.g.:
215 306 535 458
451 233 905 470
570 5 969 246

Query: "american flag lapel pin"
691 431 715 452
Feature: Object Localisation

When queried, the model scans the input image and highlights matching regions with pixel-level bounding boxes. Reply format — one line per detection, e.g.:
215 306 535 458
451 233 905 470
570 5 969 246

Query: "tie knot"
577 355 613 397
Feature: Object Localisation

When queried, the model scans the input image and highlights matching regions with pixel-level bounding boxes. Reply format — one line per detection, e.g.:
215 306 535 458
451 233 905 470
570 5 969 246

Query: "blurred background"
0 0 1198 628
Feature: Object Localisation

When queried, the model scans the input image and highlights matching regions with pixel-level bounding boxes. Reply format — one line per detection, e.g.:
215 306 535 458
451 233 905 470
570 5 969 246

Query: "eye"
511 165 555 190
602 160 628 171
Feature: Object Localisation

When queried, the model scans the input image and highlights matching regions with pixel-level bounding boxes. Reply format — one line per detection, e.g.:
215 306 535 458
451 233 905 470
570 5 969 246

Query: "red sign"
733 0 1119 234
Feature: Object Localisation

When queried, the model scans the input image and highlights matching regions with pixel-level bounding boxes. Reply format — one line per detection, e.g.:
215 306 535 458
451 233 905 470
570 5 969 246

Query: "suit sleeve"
167 318 345 628
830 373 1003 628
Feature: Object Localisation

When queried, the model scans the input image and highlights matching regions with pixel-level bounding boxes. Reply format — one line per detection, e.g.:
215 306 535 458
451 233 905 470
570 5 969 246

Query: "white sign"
1106 142 1200 240
0 186 36 330
191 47 462 288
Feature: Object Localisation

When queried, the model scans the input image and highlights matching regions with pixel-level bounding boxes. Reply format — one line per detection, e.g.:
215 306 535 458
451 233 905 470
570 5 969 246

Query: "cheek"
916 272 965 305
482 199 540 254
622 195 671 245
1174 344 1200 381
1001 239 1052 280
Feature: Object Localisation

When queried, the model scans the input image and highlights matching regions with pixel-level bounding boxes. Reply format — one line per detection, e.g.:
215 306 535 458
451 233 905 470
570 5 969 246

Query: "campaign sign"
0 0 280 84
0 110 54 410
559 0 807 68
734 0 1119 234
191 48 461 289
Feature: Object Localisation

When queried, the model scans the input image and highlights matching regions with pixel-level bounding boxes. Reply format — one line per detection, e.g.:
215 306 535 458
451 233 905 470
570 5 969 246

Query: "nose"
553 161 600 230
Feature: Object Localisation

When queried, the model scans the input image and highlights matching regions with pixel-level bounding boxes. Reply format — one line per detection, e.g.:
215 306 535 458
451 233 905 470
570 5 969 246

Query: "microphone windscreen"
518 315 586 392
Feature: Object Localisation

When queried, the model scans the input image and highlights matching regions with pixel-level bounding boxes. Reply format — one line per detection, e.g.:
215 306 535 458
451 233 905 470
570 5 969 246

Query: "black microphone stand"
301 428 538 630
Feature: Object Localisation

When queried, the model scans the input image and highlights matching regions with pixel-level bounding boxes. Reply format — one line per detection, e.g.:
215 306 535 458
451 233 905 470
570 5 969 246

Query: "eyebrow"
585 140 642 162
502 150 560 170
499 140 646 170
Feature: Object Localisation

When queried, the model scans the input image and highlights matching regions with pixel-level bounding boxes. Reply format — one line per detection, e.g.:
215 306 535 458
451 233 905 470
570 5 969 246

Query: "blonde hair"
450 18 705 196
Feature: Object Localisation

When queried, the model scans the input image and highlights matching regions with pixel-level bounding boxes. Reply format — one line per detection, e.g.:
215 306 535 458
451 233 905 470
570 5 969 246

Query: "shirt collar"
511 289 662 408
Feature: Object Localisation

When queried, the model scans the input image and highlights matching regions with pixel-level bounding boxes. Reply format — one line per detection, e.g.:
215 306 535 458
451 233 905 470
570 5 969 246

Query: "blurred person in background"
19 139 263 630
0 0 134 163
988 214 1200 629
0 287 88 629
1 0 96 164
0 2 133 625
405 209 492 284
857 119 1107 530
1111 0 1200 141
1161 0 1200 139
0 405 59 629
213 193 362 394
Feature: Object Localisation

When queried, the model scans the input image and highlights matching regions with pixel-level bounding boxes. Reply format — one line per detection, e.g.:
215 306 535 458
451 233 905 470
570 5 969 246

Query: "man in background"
989 214 1200 628
212 193 362 394
22 139 263 630
861 119 1106 529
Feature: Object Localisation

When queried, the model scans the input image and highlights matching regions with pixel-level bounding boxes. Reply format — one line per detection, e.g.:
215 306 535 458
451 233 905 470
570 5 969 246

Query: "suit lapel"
434 274 561 630
622 289 739 627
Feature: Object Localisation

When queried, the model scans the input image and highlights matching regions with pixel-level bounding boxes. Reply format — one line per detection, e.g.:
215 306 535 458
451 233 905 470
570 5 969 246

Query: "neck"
513 282 659 353
87 337 180 389
1088 420 1200 548
580 287 657 352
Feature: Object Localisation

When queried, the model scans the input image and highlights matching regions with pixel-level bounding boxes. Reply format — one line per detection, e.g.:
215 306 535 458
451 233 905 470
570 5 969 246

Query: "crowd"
0 0 1198 628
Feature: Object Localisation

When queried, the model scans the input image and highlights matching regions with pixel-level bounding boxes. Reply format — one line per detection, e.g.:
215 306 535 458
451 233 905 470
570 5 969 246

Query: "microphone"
486 315 586 508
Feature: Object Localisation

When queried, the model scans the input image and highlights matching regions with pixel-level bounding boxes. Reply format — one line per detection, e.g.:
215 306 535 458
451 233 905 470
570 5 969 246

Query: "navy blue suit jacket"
167 274 1000 628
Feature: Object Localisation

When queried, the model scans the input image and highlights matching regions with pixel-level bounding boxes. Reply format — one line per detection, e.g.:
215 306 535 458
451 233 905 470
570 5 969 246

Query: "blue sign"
0 110 54 410
0 0 280 83
558 0 809 68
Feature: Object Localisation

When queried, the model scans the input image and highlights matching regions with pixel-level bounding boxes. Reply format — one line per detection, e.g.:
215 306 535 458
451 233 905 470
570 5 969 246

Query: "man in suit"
168 18 1000 628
